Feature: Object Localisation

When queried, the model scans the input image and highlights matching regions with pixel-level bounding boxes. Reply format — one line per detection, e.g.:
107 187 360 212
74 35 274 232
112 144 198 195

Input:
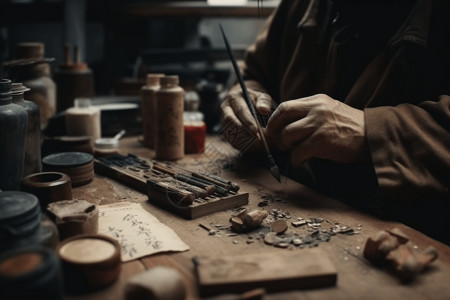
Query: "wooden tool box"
94 154 249 219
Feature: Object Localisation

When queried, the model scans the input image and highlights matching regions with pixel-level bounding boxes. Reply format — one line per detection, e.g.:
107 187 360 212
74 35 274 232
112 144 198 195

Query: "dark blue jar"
0 79 28 191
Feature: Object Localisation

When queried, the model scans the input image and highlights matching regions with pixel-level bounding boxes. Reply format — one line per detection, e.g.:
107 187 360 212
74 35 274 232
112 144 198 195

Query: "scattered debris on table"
363 228 439 281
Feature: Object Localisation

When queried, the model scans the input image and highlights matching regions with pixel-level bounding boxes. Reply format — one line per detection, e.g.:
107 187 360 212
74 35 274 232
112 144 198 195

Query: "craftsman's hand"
266 94 367 166
220 87 274 152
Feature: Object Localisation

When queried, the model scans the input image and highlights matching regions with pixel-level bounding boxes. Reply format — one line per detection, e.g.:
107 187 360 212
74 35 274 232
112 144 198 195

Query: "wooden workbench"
67 135 450 300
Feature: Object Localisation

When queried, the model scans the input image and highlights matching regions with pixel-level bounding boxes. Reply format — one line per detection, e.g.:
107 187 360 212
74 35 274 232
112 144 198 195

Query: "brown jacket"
241 0 450 242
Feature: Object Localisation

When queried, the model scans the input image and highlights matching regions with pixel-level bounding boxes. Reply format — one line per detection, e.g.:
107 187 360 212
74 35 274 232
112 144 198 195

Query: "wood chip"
271 220 288 234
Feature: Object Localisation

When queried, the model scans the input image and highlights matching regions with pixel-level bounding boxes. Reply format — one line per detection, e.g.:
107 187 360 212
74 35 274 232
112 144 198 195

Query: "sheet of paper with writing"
98 202 190 262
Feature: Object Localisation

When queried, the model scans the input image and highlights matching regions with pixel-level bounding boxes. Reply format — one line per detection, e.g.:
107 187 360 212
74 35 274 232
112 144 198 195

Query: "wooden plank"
194 249 337 296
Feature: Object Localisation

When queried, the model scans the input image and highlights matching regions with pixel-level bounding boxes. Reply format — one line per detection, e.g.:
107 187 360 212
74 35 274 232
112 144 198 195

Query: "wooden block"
194 249 337 296
94 155 249 219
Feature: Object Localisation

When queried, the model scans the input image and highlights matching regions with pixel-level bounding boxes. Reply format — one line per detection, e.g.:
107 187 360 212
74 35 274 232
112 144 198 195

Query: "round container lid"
0 192 41 237
0 247 62 294
42 152 93 168
0 192 39 221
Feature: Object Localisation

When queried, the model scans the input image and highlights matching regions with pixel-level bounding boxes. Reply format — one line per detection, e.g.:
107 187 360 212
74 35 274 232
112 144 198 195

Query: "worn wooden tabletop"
67 136 450 300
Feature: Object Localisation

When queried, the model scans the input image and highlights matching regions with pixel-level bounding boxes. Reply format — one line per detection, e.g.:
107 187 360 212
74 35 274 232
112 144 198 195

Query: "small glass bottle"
184 111 206 154
141 73 164 149
11 83 42 176
0 79 28 191
65 98 101 147
155 75 185 161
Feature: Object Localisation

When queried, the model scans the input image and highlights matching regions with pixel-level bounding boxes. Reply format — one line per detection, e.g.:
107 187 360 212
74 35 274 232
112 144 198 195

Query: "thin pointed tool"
219 24 280 183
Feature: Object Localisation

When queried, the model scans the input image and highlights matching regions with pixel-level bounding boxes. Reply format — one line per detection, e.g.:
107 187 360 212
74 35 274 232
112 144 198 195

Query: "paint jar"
11 82 42 176
155 75 185 161
12 42 56 130
141 73 164 149
65 98 101 147
0 79 28 191
0 191 59 253
57 234 121 293
0 247 64 300
184 111 206 154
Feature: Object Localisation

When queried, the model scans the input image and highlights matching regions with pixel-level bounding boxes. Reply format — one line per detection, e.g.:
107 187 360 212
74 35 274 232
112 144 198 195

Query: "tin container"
0 191 59 253
42 152 94 187
0 247 64 300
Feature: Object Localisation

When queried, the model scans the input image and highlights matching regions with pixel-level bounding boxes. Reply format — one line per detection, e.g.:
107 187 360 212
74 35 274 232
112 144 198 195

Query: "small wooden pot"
20 172 73 209
57 234 121 293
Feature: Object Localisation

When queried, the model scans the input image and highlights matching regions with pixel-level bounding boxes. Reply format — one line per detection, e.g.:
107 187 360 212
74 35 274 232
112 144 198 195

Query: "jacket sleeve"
241 0 307 99
365 95 450 202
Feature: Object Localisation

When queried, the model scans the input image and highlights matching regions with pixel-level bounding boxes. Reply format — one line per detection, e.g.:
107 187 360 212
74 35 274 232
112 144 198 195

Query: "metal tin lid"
42 152 93 168
0 192 41 237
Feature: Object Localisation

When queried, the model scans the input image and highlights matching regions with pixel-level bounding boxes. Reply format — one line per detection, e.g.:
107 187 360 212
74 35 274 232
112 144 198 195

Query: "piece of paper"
98 202 189 262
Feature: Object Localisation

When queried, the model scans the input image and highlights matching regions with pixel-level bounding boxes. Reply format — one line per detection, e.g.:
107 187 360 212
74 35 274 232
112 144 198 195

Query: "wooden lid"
16 42 45 59
57 234 121 289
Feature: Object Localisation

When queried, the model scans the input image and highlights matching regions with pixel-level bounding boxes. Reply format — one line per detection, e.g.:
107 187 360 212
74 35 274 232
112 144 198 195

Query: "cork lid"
146 73 164 87
16 42 45 59
160 75 179 87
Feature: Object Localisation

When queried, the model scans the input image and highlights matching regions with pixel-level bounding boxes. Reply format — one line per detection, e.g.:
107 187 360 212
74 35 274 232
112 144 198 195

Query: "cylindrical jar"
0 247 64 300
11 83 42 176
141 73 164 149
65 98 101 146
15 42 56 130
155 75 185 161
54 44 95 113
0 191 59 253
0 79 28 191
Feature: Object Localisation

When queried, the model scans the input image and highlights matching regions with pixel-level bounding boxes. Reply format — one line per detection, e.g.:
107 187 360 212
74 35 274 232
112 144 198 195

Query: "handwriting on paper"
98 202 189 262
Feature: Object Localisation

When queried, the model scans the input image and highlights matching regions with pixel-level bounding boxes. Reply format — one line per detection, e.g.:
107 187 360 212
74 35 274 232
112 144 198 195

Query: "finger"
255 93 273 115
221 102 244 128
290 136 320 167
228 93 258 133
280 116 316 149
266 101 309 138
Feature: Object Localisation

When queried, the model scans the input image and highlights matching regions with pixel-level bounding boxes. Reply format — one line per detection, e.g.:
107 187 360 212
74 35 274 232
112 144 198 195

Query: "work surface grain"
69 136 450 300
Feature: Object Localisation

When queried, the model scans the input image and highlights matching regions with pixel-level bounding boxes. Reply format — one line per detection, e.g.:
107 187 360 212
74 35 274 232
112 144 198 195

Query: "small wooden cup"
57 234 121 293
20 172 73 209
